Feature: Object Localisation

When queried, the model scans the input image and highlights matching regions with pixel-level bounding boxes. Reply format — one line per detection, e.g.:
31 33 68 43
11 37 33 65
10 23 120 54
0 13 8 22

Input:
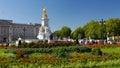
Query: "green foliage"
106 18 120 36
83 20 101 39
1 52 120 68
52 18 120 39
60 26 71 38
5 45 92 55
112 40 116 44
15 49 27 59
2 46 120 68
54 48 68 58
91 48 102 55
52 30 61 38
0 49 14 57
52 26 71 39
17 42 75 48
71 27 84 39
101 47 120 53
75 46 91 53
0 56 9 68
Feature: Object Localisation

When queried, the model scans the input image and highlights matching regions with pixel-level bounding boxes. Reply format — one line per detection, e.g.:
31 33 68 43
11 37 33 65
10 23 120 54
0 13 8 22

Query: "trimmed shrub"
75 46 92 53
5 45 92 55
17 41 76 48
91 48 102 55
54 48 68 58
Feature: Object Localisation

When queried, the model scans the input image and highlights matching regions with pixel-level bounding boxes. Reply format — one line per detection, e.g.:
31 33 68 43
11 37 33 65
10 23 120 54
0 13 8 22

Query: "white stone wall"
0 20 41 42
12 24 40 40
0 26 9 42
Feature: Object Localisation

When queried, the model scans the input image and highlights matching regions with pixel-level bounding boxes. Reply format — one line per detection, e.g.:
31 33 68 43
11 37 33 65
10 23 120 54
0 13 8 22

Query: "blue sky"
0 0 120 32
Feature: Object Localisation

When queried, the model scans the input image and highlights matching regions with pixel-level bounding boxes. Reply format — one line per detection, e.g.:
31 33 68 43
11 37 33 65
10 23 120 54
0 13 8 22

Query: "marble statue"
37 7 52 40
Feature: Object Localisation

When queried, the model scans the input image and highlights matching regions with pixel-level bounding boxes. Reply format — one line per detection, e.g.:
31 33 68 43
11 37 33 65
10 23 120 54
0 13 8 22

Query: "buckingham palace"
0 19 41 43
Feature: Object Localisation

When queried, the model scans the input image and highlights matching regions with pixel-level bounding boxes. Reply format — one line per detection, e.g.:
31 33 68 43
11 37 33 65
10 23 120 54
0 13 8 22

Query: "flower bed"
17 41 76 48
5 45 92 55
1 42 120 68
1 52 120 68
86 44 120 48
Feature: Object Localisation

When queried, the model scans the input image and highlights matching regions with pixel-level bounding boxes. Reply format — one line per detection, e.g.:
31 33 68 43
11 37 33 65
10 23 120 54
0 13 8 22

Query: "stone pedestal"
37 8 51 41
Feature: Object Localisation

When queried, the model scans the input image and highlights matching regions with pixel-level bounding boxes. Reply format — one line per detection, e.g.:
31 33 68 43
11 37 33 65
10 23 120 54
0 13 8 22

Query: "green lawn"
0 49 4 55
104 66 120 68
0 49 14 56
102 47 120 68
101 47 120 53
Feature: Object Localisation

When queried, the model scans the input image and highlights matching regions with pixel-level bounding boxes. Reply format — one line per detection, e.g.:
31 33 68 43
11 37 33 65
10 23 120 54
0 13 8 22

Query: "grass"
0 49 15 57
0 49 4 55
104 66 120 68
101 47 120 53
1 46 120 68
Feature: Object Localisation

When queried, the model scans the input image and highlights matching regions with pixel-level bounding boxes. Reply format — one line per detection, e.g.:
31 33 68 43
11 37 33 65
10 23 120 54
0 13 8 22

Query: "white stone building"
0 7 52 43
0 19 41 43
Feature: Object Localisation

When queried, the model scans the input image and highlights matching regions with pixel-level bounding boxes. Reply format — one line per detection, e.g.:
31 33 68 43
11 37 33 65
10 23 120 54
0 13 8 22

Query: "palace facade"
0 19 41 43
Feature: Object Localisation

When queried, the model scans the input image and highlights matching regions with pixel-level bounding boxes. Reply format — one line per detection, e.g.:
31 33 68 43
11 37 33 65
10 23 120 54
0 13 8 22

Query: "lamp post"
23 27 26 42
117 32 119 42
100 19 105 41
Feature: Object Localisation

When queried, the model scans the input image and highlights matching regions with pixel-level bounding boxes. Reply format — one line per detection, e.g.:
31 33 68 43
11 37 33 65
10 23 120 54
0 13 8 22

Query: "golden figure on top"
42 7 48 18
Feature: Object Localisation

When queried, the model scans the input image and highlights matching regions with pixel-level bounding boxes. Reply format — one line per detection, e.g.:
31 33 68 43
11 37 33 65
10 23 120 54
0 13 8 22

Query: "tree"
52 30 61 38
52 26 71 39
83 20 101 39
106 18 120 36
71 27 84 39
60 26 71 38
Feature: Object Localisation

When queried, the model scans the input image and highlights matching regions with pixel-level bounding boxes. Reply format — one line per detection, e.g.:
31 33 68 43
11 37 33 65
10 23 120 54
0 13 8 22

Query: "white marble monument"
37 8 52 40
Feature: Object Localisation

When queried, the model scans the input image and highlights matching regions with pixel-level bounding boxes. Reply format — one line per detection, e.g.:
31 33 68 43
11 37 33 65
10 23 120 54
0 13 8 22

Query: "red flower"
79 58 83 61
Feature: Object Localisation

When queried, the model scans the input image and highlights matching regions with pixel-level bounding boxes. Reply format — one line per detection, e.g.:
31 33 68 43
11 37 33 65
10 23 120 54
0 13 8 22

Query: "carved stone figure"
37 7 51 40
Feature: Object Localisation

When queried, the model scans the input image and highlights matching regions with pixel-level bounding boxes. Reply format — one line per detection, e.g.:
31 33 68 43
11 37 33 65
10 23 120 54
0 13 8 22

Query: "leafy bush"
54 48 69 58
91 48 102 55
75 46 91 53
5 45 92 55
17 41 76 48
112 40 116 44
2 50 120 68
15 49 27 59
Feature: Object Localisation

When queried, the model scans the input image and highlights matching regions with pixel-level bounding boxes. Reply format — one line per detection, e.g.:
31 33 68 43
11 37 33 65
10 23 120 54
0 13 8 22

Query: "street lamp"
23 27 26 42
100 19 105 41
